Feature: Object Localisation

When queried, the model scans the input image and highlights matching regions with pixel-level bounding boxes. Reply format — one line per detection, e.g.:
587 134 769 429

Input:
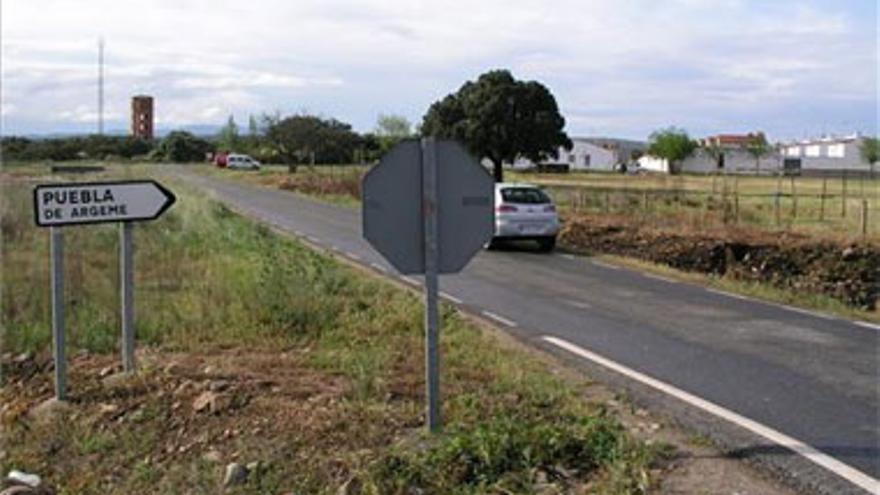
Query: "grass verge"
1 170 656 494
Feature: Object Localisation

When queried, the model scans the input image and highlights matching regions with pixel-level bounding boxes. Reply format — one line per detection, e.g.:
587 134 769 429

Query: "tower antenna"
98 37 104 135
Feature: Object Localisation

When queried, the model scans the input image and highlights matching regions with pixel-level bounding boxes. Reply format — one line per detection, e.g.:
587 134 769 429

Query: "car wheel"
485 238 502 250
537 236 556 252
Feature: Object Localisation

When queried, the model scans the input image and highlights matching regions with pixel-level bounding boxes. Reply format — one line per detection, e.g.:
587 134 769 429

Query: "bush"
153 131 214 162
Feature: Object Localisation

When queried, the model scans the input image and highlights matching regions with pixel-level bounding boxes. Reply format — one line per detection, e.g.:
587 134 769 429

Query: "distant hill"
15 124 221 140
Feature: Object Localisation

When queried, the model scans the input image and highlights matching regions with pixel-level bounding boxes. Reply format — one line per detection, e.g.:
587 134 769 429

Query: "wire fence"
542 173 879 238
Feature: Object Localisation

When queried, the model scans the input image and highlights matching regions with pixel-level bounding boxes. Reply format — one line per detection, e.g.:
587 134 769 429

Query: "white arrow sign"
33 180 176 227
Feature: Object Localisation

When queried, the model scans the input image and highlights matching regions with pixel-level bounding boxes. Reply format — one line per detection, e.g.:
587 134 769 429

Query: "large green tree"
155 131 214 162
263 114 361 172
744 132 770 174
860 137 879 176
374 113 413 155
647 127 697 174
421 69 571 182
217 114 241 152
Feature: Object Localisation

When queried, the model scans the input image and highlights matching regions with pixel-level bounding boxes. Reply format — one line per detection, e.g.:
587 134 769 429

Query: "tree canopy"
154 131 214 162
263 114 361 168
860 137 879 166
647 127 697 174
421 69 571 182
217 115 241 152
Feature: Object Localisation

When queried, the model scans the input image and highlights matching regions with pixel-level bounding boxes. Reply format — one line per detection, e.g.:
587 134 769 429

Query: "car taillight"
544 205 556 212
496 204 518 213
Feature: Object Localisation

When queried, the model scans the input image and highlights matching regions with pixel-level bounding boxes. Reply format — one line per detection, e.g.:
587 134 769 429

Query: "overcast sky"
2 0 877 140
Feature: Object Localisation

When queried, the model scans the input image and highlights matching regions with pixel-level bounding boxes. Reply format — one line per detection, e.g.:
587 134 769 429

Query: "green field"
1 165 655 494
509 170 879 240
175 162 880 240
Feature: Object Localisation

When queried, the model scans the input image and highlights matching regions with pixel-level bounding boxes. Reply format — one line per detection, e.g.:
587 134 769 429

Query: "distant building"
640 131 781 175
131 95 154 139
504 137 647 172
781 134 871 176
699 132 765 149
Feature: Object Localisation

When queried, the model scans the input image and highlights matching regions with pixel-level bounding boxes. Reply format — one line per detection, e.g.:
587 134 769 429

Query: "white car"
490 182 560 251
227 153 261 170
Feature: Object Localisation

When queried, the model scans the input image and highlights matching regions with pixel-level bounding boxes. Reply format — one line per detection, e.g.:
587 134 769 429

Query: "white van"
227 154 261 170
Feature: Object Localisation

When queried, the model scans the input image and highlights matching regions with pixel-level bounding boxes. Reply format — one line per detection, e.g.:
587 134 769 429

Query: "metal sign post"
120 222 135 372
421 138 441 431
363 139 494 432
34 180 175 398
50 226 67 400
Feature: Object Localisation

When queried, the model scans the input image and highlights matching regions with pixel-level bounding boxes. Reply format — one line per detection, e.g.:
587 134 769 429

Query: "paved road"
174 169 879 494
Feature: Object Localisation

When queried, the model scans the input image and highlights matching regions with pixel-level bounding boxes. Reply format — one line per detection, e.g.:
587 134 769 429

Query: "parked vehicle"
213 151 228 168
226 153 261 170
489 183 559 251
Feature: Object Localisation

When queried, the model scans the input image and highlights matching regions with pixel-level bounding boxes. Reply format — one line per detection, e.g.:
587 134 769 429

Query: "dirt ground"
559 213 879 311
1 347 798 494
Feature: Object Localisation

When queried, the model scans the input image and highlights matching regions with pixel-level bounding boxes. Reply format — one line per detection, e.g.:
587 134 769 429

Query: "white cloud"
1 0 875 138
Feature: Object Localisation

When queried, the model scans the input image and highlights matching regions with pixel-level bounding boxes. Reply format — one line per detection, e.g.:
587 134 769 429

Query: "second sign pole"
422 138 441 432
120 222 136 372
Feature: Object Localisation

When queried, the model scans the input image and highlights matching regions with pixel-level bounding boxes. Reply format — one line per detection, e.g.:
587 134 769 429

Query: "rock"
192 391 231 414
208 380 230 392
6 470 41 488
99 365 116 377
12 353 33 364
223 463 248 486
202 450 222 463
1 486 37 495
245 461 261 473
29 398 71 423
842 247 857 260
98 403 119 415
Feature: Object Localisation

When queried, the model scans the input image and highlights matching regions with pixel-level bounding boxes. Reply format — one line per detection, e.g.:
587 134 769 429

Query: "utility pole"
98 37 104 135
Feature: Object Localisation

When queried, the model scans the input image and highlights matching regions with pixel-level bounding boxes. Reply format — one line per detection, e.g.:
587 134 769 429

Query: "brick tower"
131 95 154 139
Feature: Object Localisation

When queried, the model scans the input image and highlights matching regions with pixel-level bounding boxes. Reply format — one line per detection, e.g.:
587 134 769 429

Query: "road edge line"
541 335 880 494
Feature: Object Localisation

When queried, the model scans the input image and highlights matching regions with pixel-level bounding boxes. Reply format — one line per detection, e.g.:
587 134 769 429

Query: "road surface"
174 169 879 495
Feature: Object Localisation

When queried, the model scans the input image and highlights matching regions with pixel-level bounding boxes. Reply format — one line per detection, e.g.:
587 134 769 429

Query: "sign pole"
422 137 441 432
50 226 66 400
120 222 135 372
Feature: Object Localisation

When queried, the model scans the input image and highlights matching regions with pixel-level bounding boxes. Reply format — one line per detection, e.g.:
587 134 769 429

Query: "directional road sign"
33 180 176 227
362 139 494 274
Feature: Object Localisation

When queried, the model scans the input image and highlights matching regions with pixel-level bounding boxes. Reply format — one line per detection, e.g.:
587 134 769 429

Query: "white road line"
642 273 677 284
854 321 880 331
370 263 388 273
345 252 361 260
564 299 592 310
559 253 576 260
400 276 421 286
481 310 518 327
779 304 834 321
705 287 752 301
541 335 880 494
440 292 463 304
591 260 620 270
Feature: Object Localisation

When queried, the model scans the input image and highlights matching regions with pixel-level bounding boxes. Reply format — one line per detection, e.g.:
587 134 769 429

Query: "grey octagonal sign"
362 139 494 275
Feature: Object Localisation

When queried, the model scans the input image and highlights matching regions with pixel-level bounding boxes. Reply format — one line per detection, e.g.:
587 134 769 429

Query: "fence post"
841 171 848 218
604 190 610 213
790 176 797 220
819 177 827 222
734 176 740 224
862 199 869 237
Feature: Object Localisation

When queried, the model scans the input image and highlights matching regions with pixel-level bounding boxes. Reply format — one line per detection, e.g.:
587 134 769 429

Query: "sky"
1 0 877 141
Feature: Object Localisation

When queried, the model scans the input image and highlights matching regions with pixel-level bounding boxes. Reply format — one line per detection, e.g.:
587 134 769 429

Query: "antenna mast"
98 37 104 135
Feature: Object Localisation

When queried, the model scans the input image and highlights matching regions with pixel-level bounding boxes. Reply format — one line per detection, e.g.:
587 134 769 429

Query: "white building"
781 135 872 175
508 137 646 172
638 148 780 175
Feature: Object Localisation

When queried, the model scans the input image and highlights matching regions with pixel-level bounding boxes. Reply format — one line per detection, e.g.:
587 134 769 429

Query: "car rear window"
501 187 551 204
